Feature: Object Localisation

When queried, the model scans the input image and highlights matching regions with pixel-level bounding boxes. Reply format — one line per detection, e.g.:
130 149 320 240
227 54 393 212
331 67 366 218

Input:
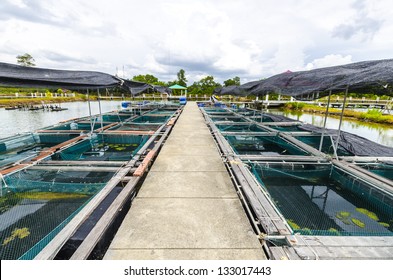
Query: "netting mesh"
0 169 114 259
249 162 393 236
0 134 79 168
357 163 393 180
132 115 169 123
57 134 149 161
216 124 267 133
295 135 353 156
109 123 160 132
225 135 310 156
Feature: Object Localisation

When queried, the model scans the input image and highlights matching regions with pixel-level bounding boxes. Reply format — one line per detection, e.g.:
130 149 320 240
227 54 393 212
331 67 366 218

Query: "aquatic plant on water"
287 219 301 230
2 227 30 246
15 192 89 200
378 222 390 228
335 211 352 225
351 218 365 228
356 208 379 221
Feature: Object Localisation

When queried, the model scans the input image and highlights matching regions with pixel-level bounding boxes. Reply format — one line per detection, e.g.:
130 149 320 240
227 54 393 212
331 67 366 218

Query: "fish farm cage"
201 105 393 260
0 102 183 260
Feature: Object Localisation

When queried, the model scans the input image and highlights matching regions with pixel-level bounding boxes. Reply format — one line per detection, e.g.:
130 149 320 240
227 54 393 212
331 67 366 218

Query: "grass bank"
283 102 393 125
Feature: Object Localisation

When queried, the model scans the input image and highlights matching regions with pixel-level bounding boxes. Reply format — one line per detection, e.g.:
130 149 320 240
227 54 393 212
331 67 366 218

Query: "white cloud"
306 54 353 70
0 0 392 84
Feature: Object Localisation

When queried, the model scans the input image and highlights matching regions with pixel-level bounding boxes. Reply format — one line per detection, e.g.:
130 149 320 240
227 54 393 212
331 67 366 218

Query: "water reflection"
0 101 121 139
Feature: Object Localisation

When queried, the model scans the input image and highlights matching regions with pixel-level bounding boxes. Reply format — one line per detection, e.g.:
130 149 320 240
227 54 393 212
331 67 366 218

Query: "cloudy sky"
0 0 392 84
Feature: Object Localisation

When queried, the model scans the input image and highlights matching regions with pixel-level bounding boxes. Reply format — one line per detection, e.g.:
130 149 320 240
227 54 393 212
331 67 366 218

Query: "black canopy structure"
0 62 159 96
215 58 393 158
0 62 173 135
216 59 393 99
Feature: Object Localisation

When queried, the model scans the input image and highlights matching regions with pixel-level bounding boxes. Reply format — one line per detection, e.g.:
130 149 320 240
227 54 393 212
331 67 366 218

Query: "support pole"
87 89 93 134
260 95 264 123
334 86 349 154
319 90 332 152
98 88 104 132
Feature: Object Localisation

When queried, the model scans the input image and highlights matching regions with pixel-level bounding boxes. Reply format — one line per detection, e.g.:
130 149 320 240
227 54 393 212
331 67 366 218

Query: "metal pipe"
98 89 104 132
334 86 349 153
87 89 93 134
319 90 332 151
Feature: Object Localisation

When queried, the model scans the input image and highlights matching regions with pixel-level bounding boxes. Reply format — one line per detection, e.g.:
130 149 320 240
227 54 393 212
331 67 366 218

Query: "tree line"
132 69 240 95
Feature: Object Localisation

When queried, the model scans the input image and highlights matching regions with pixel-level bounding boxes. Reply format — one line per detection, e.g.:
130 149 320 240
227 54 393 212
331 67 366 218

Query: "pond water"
0 101 122 139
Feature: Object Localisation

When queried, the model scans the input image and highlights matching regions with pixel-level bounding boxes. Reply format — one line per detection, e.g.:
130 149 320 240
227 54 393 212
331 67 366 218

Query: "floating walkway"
104 102 265 260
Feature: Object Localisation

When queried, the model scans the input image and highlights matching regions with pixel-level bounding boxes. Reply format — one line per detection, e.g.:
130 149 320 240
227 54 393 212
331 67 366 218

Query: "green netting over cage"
357 163 393 181
108 123 160 132
216 124 268 133
294 135 354 156
247 115 275 122
210 116 248 123
0 134 78 169
131 115 169 124
249 162 393 236
37 133 80 144
225 135 310 156
56 134 149 161
102 114 132 122
47 122 111 131
0 169 114 259
203 108 228 113
268 125 304 132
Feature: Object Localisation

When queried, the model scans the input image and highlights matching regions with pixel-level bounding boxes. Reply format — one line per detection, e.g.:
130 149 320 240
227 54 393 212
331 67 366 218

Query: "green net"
216 124 267 133
0 169 113 259
210 116 248 123
295 135 354 156
225 135 310 156
132 115 169 124
108 123 160 132
58 134 149 161
249 162 393 236
357 163 393 181
1 134 70 168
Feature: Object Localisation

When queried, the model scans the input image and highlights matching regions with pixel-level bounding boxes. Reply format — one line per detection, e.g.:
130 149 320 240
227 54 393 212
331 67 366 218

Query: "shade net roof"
0 62 171 96
215 59 393 100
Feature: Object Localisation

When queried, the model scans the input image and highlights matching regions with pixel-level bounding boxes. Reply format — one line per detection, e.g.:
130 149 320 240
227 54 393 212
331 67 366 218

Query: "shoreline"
282 103 393 126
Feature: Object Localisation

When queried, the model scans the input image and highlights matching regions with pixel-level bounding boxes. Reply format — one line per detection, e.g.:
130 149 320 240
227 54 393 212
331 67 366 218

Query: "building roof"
169 84 187 90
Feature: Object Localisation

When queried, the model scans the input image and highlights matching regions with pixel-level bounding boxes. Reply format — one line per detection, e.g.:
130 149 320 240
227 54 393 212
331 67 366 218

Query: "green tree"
223 76 240 87
132 74 166 86
16 53 36 67
195 76 222 95
176 69 188 87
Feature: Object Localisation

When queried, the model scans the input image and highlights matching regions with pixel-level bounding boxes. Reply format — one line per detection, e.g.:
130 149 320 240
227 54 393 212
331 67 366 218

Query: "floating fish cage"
107 123 161 132
131 115 170 124
101 113 133 122
53 134 149 161
246 115 276 122
216 124 268 133
46 121 112 132
356 162 393 181
0 133 79 168
294 135 354 156
268 125 305 132
249 162 393 236
210 116 248 123
0 168 115 260
224 135 310 156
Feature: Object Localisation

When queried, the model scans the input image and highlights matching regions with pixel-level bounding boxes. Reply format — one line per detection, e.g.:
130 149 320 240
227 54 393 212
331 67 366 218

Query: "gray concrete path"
104 102 265 260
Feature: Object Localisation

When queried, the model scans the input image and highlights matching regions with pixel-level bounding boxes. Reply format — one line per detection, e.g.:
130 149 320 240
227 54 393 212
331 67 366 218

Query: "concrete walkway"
104 102 265 260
